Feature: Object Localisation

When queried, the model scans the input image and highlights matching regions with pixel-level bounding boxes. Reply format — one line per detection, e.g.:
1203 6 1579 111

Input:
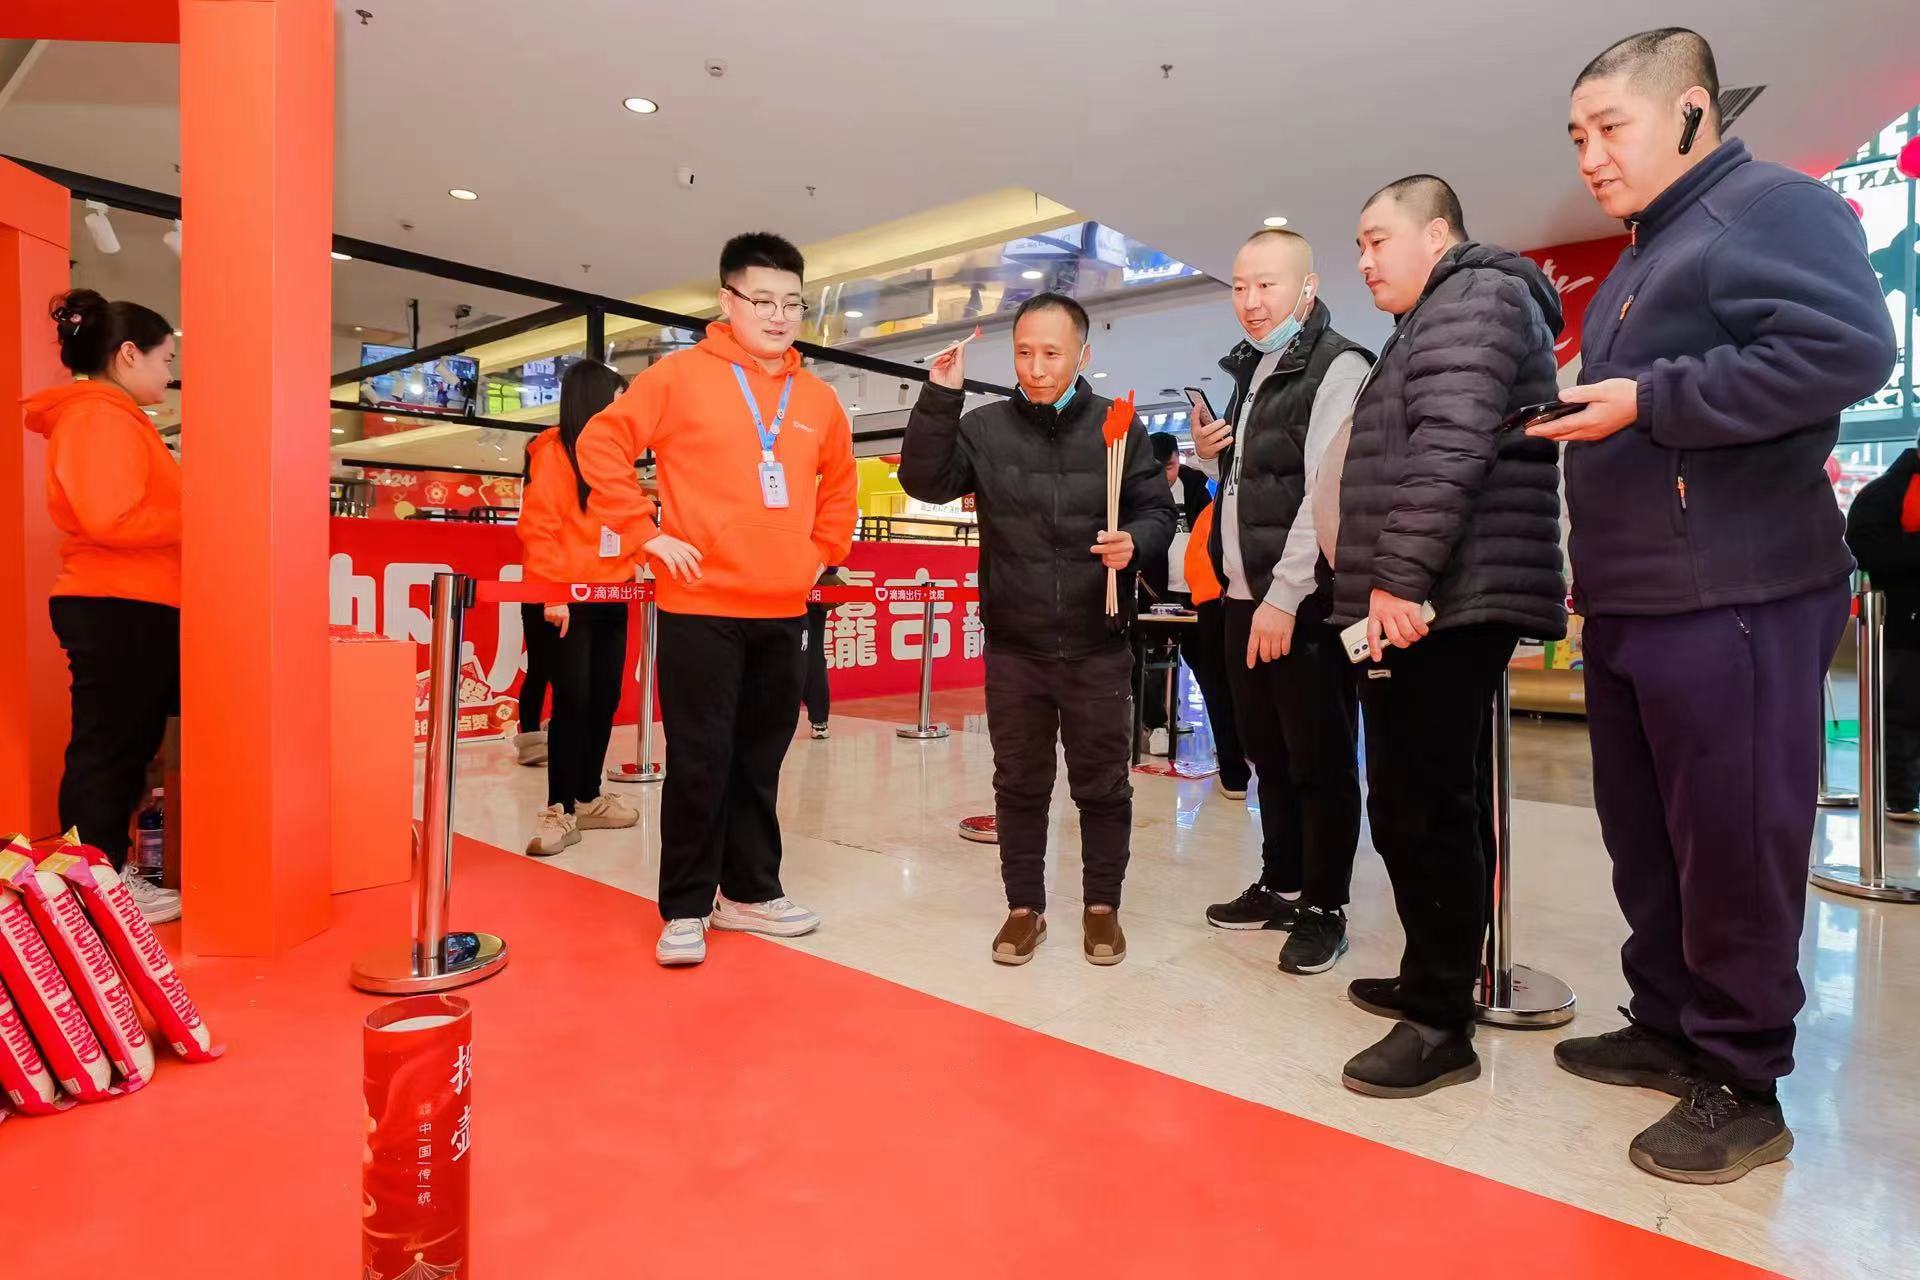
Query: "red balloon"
1899 136 1920 182
1846 197 1865 218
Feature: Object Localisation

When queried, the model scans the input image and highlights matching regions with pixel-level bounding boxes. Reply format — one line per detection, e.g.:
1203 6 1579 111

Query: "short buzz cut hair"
1364 174 1468 242
1242 225 1314 269
1150 432 1179 465
1013 291 1090 342
719 232 806 286
1574 28 1721 132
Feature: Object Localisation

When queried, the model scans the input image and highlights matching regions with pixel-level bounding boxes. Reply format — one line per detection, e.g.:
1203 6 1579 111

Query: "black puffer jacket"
900 379 1176 659
1331 242 1567 639
1846 449 1920 652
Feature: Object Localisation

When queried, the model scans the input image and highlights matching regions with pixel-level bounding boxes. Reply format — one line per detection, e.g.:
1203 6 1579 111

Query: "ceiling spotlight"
622 97 660 114
83 201 121 255
331 251 352 262
448 188 479 201
1263 215 1289 228
353 326 364 332
1020 269 1044 280
844 310 864 319
162 218 182 257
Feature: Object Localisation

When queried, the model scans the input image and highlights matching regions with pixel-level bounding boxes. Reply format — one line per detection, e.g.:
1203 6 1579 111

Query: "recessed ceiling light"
622 97 660 115
448 188 478 201
845 310 864 319
1263 215 1289 228
848 404 860 411
331 427 346 435
1091 371 1108 379
382 415 398 423
1020 269 1044 280
172 329 183 337
331 251 352 262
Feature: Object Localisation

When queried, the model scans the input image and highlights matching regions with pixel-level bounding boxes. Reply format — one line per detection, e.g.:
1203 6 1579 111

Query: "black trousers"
1224 596 1361 909
1358 624 1518 1032
1887 647 1920 809
546 602 629 811
50 596 180 870
655 611 804 921
1184 600 1249 790
801 604 830 726
519 602 555 731
1584 584 1849 1088
986 643 1134 913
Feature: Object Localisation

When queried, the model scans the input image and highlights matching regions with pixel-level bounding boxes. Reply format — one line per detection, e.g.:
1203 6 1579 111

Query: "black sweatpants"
1224 595 1361 910
546 602 629 811
519 602 555 731
801 604 831 727
655 611 804 921
1584 583 1849 1088
1358 624 1518 1032
50 596 180 871
986 643 1134 913
1886 647 1920 810
1183 600 1249 791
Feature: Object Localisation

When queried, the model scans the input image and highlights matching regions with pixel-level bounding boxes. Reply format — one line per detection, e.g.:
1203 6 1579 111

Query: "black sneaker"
1204 883 1300 931
1629 1083 1794 1184
1554 1007 1699 1098
1278 906 1348 974
1347 977 1407 1020
1341 1022 1480 1098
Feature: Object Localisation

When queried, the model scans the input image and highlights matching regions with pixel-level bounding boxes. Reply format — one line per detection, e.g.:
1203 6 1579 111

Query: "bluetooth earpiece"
1679 103 1704 155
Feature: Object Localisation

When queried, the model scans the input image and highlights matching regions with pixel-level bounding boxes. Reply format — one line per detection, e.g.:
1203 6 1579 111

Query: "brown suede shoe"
1083 907 1126 966
991 911 1046 965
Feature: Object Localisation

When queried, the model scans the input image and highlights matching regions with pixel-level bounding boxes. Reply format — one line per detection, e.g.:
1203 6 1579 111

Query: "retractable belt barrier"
472 580 980 607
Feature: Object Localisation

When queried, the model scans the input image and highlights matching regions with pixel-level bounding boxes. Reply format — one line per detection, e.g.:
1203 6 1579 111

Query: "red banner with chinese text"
1518 233 1631 371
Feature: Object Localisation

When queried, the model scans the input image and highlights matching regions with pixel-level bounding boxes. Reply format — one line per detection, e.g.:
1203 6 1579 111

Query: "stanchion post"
897 596 950 740
609 598 665 784
1474 669 1576 1027
1813 586 1920 902
351 573 510 993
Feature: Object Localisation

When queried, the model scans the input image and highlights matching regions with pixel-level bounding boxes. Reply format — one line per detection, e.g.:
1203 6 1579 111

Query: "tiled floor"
445 694 1920 1280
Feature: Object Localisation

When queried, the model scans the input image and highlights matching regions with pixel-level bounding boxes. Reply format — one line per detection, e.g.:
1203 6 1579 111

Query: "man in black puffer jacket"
900 293 1175 969
1331 175 1567 1099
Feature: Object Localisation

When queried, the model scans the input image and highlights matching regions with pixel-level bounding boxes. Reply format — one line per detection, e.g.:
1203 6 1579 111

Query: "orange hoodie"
517 427 643 585
21 381 182 607
576 322 858 618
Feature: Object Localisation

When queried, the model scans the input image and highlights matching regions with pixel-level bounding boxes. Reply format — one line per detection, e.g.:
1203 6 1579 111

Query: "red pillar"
178 0 333 955
0 160 74 838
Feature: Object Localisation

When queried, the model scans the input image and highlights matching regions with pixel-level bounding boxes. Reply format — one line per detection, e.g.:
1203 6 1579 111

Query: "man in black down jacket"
1331 175 1567 1099
899 293 1175 968
1846 447 1920 820
1546 29 1898 1184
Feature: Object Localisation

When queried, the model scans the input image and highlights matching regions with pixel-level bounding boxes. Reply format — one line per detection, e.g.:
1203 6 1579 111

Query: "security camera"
675 166 696 189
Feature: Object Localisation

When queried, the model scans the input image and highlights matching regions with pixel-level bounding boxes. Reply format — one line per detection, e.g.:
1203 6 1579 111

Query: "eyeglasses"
723 284 809 321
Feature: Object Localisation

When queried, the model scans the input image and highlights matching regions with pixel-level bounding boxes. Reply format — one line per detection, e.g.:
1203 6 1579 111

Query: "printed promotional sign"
1519 233 1630 372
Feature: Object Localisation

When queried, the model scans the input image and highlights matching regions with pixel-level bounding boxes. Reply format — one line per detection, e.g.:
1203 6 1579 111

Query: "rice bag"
0 846 113 1100
0 971 68 1114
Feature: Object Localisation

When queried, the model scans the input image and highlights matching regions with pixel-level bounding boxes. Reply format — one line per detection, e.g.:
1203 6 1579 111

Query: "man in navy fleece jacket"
1539 29 1896 1186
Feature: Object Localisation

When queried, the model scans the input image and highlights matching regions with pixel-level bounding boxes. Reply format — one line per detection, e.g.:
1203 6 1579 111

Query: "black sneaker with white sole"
1553 1007 1699 1098
1342 1022 1480 1098
1278 906 1348 974
1347 976 1408 1020
1629 1083 1794 1184
1204 883 1300 931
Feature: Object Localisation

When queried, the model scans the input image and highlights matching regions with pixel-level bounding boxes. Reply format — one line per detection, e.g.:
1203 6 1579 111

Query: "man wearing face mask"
1542 29 1895 1183
1190 228 1374 976
900 293 1175 967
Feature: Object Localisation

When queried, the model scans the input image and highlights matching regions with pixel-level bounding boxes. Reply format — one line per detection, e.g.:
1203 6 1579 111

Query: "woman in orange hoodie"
516 360 642 856
21 290 181 923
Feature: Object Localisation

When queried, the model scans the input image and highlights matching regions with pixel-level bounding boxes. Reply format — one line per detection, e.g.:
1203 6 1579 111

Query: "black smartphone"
1184 386 1216 424
1500 400 1581 432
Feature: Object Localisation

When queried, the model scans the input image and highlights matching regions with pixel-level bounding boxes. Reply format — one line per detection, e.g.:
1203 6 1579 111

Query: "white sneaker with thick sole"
574 793 638 830
525 804 581 857
711 895 820 938
123 872 181 924
810 722 831 740
514 730 549 767
656 917 708 966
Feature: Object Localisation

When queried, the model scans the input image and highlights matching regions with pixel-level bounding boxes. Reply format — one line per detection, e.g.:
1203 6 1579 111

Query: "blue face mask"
1246 279 1314 354
1018 347 1085 409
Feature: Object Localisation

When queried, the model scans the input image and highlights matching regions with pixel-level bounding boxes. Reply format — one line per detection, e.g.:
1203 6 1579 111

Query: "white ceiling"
3 1 1916 461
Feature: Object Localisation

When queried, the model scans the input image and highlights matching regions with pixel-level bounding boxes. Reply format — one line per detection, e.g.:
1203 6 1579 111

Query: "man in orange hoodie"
576 233 857 967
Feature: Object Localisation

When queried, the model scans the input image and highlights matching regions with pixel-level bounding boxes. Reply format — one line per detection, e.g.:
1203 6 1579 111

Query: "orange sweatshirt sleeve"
515 464 567 583
49 412 180 549
577 365 667 557
810 398 858 567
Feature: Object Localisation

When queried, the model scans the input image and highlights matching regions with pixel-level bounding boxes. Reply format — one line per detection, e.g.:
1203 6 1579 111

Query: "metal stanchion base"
606 763 664 784
896 724 950 740
957 814 998 844
1810 867 1920 903
1816 792 1860 809
1473 964 1576 1028
350 933 509 995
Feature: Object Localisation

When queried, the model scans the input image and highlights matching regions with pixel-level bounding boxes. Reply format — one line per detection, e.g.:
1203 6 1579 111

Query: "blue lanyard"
731 364 794 460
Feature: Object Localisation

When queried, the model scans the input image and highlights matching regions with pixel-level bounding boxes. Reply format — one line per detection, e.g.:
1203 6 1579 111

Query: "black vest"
1206 301 1372 605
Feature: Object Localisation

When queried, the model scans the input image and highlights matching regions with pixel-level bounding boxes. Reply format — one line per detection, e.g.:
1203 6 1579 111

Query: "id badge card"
598 525 622 558
758 461 790 509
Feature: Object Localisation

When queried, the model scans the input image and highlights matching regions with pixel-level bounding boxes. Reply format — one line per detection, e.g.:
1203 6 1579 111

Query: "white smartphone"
1341 602 1438 664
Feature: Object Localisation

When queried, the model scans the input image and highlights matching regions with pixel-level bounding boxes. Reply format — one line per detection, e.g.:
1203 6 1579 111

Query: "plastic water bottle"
135 789 165 884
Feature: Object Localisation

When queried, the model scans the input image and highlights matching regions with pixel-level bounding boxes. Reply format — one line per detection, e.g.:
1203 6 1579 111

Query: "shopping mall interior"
2 4 1918 1278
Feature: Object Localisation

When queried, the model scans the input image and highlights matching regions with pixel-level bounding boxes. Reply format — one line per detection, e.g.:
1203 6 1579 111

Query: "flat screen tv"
358 344 479 416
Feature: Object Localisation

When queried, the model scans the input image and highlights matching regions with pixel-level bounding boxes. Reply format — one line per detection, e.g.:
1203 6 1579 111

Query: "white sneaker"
574 793 638 831
122 872 181 924
656 917 708 966
514 730 549 767
711 894 820 938
810 722 831 740
525 804 580 857
1148 727 1171 758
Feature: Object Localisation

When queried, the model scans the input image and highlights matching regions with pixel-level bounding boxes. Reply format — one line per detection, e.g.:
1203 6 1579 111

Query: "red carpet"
12 838 1784 1278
